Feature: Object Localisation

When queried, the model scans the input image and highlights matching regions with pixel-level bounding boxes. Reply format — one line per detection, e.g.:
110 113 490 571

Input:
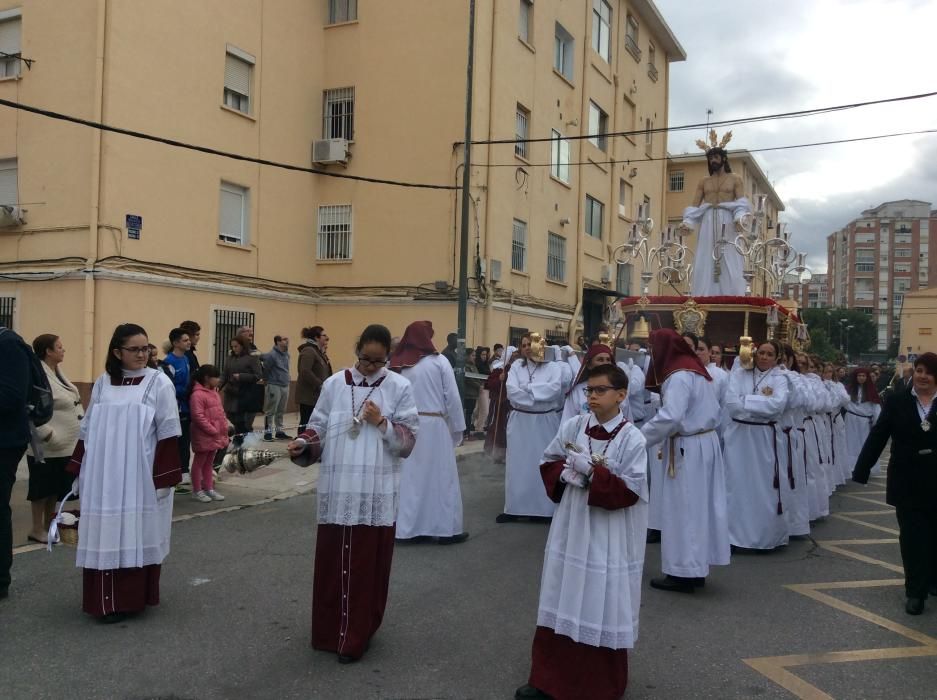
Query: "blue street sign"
126 214 143 230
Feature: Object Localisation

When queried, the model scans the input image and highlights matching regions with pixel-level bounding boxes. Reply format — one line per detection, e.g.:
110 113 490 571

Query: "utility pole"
455 0 476 400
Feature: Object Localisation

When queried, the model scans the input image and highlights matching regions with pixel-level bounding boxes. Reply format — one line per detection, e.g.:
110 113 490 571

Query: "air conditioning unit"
0 206 26 228
489 259 502 283
312 138 349 165
601 265 612 284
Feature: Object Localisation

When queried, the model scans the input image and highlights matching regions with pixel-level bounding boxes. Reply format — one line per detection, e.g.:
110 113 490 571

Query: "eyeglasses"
582 385 616 396
357 355 387 367
121 346 150 355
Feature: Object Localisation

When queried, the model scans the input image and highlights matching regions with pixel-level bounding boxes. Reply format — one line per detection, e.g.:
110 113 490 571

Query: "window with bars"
554 23 574 80
616 262 632 295
323 87 355 140
545 330 568 346
223 48 253 114
547 232 566 282
647 43 658 81
219 182 249 245
213 309 254 369
669 170 684 192
328 0 357 24
0 296 15 329
509 326 529 348
625 14 640 60
550 130 570 183
895 248 912 258
317 204 352 260
619 179 632 217
644 118 653 151
514 105 530 159
512 219 527 272
585 196 603 239
592 0 611 62
518 0 533 43
0 12 21 79
0 158 17 206
588 101 608 152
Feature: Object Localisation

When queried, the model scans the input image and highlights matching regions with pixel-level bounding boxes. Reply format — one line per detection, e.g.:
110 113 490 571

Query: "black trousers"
299 403 315 434
463 399 477 434
1 445 26 592
178 415 191 474
895 505 937 599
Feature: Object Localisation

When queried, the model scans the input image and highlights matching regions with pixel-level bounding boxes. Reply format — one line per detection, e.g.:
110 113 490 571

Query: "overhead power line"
465 89 937 147
0 97 457 191
478 127 937 169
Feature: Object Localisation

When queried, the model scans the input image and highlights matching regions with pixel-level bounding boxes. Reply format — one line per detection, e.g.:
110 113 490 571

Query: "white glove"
156 488 172 500
71 478 79 497
565 451 593 475
561 345 575 360
560 467 588 489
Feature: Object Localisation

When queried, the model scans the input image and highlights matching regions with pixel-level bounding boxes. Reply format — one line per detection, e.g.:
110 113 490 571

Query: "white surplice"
844 390 881 473
724 366 791 550
77 368 181 570
640 371 730 577
682 197 752 296
801 374 832 516
828 381 851 483
397 355 466 538
311 367 420 527
505 360 569 517
538 413 648 649
777 369 810 537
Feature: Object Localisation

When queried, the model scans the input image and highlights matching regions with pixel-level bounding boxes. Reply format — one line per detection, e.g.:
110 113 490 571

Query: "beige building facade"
664 149 785 296
0 0 684 390
899 288 937 357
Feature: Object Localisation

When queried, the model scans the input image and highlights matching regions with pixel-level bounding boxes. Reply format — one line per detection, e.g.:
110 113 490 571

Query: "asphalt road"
2 452 934 699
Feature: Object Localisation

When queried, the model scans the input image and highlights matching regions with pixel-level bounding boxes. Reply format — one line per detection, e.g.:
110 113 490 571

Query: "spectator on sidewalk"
262 335 292 441
188 365 228 504
221 335 263 445
442 333 458 367
297 326 332 433
0 325 30 600
163 328 193 487
179 320 201 372
237 326 260 355
473 346 491 435
463 348 481 439
25 334 84 544
146 344 162 370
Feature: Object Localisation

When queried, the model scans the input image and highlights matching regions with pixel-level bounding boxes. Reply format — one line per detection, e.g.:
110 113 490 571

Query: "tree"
886 337 900 359
801 308 876 361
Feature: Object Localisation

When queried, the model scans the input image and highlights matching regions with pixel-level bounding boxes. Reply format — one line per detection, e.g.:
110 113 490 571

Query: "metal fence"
213 309 254 370
509 326 528 349
0 296 14 329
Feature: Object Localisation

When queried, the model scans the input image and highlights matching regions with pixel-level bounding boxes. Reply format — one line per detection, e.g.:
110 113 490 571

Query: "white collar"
593 410 627 431
351 365 386 385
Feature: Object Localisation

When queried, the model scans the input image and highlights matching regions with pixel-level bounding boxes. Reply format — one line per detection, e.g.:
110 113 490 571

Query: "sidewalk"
10 412 485 554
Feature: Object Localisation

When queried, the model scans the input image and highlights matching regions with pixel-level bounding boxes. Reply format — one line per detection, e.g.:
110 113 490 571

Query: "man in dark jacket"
179 320 201 372
296 327 332 433
0 327 31 599
442 332 458 367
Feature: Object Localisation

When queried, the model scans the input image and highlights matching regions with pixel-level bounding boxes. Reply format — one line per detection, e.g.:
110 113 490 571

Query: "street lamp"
838 318 847 352
846 324 855 361
826 310 832 339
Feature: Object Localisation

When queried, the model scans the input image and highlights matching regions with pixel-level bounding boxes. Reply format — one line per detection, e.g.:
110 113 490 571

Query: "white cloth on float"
682 197 752 296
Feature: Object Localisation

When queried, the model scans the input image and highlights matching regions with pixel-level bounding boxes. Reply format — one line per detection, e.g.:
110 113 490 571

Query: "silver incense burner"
221 447 283 474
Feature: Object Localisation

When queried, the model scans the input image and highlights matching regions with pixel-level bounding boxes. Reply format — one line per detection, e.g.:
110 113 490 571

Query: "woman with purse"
220 335 263 445
853 352 937 615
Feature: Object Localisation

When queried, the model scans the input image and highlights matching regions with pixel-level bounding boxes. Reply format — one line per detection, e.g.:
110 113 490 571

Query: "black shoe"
275 431 292 440
438 532 469 545
692 577 706 588
337 654 359 664
515 684 552 699
906 597 925 615
646 529 661 543
496 513 519 523
650 575 695 594
263 434 274 442
0 587 8 600
528 515 553 524
100 612 129 624
929 584 937 597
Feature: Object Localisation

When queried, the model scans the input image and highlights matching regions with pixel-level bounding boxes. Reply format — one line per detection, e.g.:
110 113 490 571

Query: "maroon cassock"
526 443 639 700
483 367 510 461
67 418 181 618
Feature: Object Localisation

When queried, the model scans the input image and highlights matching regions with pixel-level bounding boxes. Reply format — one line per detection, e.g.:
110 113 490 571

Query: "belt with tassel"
666 428 717 478
732 419 783 515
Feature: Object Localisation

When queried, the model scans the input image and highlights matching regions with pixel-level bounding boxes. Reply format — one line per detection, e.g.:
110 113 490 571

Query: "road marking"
829 514 900 535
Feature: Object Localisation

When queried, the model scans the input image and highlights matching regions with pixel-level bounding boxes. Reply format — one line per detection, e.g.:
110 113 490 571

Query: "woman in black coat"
853 351 937 616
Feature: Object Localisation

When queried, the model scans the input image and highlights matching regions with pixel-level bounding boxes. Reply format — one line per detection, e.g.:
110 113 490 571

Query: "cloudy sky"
656 0 937 273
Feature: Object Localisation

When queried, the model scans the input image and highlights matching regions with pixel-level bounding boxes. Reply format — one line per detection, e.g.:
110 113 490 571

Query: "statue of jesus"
679 131 752 296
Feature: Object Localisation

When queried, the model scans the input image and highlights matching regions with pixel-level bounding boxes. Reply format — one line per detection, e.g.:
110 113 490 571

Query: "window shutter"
219 186 244 241
0 160 18 206
224 53 251 97
0 18 21 55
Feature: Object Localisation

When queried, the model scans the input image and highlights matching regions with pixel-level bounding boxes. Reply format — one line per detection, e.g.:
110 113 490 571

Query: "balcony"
854 291 874 301
647 62 658 82
625 35 642 62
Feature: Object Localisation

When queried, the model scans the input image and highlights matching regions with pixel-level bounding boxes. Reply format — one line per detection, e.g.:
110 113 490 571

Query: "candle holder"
613 213 693 306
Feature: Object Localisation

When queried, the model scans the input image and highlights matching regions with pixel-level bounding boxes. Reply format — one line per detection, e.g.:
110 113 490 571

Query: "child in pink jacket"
189 365 230 503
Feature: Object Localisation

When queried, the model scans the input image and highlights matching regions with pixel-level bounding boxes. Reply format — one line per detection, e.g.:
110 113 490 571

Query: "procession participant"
725 340 791 550
499 335 570 523
287 324 419 663
678 133 753 296
775 345 809 537
483 346 515 463
515 365 647 700
710 343 726 370
853 352 937 616
641 329 729 593
844 368 881 470
390 321 468 544
66 324 182 622
696 337 728 405
824 363 852 484
801 356 833 513
561 343 614 424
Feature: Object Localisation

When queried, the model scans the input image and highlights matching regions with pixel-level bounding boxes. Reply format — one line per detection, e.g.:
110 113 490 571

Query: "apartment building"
664 149 784 296
0 0 684 391
827 200 936 351
782 273 828 310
